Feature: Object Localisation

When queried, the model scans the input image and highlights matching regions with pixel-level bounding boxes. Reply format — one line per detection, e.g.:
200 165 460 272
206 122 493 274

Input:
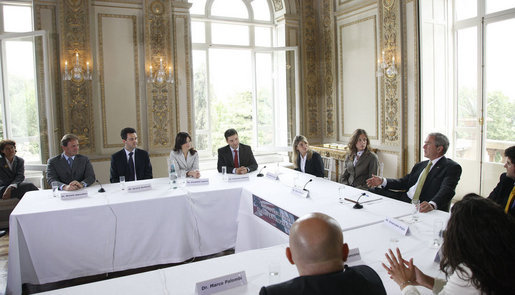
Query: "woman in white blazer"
169 132 200 178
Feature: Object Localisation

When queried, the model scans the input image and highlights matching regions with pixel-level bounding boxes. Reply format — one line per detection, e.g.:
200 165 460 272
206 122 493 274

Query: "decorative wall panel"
320 0 336 139
59 0 95 152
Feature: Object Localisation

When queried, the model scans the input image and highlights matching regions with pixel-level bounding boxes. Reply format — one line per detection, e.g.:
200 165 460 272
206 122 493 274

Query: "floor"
0 232 233 295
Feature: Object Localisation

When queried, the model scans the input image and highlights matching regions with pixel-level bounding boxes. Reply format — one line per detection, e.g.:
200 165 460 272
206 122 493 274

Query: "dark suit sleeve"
341 155 351 183
217 147 228 172
46 157 63 187
368 153 379 179
244 145 258 172
259 287 268 295
82 157 96 186
142 151 153 179
13 157 26 185
110 153 119 183
430 161 462 210
312 152 324 177
385 162 423 191
488 173 506 205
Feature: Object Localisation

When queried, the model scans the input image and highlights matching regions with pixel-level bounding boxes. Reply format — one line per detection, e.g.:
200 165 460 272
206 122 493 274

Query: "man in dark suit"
110 127 153 183
488 145 515 216
47 134 96 191
367 133 462 212
217 128 258 174
259 213 386 295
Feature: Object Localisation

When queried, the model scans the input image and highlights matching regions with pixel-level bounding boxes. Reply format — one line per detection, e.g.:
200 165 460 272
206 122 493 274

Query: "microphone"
302 179 313 191
257 165 267 177
353 192 366 209
96 179 106 193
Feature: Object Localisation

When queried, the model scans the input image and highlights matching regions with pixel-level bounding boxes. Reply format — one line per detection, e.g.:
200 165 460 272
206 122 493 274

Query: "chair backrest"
25 164 48 189
321 156 334 180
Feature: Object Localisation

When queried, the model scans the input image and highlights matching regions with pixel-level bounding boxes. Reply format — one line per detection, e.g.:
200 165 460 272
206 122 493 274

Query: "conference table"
7 167 448 294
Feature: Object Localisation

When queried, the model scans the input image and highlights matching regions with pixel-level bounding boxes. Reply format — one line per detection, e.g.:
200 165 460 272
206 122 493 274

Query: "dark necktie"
68 157 73 169
128 152 135 181
234 150 239 168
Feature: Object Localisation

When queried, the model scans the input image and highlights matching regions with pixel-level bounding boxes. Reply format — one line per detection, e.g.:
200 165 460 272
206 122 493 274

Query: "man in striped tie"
366 133 462 212
488 146 515 216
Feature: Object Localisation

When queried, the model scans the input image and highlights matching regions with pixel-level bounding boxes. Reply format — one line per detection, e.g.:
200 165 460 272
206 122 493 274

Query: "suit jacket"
217 144 258 173
295 151 324 178
259 265 386 295
386 156 462 211
169 150 199 177
47 153 96 187
110 148 153 183
488 173 515 216
0 156 25 193
341 150 379 190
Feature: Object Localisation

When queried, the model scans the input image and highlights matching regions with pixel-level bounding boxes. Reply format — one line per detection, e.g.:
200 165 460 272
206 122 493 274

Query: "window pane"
255 26 272 47
4 40 40 163
193 50 209 151
212 23 249 45
211 0 249 19
252 0 271 21
191 21 205 43
190 0 206 15
256 53 273 147
455 27 478 160
3 5 32 32
455 0 477 21
209 49 252 153
486 0 515 14
484 19 515 162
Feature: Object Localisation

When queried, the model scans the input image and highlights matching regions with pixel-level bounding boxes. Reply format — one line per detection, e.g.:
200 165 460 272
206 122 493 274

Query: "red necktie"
234 150 239 168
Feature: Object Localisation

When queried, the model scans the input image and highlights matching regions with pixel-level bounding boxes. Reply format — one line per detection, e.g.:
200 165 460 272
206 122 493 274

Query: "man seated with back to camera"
366 132 462 212
259 212 386 295
217 128 258 174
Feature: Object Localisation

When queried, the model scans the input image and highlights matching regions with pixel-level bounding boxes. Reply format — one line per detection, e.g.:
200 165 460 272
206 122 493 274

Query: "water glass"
411 199 420 222
432 219 444 248
119 176 126 190
51 181 59 197
221 166 227 181
268 261 281 284
179 170 187 187
338 185 345 204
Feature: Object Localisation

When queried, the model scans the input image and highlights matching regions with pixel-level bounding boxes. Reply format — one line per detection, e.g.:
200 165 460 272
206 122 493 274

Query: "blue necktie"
67 157 73 169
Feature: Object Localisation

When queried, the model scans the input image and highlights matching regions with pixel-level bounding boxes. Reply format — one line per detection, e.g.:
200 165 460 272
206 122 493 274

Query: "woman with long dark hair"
383 194 515 294
169 132 200 178
341 129 378 189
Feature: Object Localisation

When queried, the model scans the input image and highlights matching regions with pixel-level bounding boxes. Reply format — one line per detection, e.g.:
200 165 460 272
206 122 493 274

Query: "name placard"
291 187 309 198
227 174 249 182
127 183 152 193
266 172 279 180
195 271 247 295
253 194 298 235
60 190 89 200
186 178 209 185
346 248 362 263
384 217 409 236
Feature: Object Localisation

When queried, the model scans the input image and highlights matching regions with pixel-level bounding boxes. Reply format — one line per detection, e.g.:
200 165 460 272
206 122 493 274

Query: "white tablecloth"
8 168 445 295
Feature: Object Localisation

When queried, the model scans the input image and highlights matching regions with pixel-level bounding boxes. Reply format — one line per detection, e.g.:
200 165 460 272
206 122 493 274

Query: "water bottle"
169 163 178 189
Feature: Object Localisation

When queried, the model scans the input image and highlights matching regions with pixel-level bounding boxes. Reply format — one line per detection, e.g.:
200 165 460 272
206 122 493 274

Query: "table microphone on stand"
353 192 366 209
302 179 313 198
257 165 266 177
96 180 106 193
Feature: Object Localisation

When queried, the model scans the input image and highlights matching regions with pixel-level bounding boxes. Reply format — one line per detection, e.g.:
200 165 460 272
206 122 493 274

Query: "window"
191 0 296 155
0 2 42 163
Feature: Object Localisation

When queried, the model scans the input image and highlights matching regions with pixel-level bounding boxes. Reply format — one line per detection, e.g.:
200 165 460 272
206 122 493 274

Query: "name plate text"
187 178 209 186
227 174 249 182
127 183 152 193
384 217 409 235
195 271 247 295
266 172 279 180
60 190 89 200
291 187 309 198
346 248 362 264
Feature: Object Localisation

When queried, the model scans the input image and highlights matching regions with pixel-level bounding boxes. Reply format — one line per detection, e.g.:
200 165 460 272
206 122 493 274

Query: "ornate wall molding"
98 13 141 148
301 0 320 139
59 0 95 152
320 0 336 139
380 0 401 144
272 0 284 12
144 0 175 148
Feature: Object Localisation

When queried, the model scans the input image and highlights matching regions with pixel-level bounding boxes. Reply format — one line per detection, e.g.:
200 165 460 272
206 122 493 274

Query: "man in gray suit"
47 134 96 191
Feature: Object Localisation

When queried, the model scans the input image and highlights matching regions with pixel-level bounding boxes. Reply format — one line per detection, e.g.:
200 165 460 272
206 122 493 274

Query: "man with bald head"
260 213 386 295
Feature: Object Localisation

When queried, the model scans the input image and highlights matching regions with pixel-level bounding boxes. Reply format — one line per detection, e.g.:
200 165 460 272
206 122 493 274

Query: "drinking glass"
119 176 126 190
51 181 59 197
432 219 444 248
338 185 345 204
179 170 187 187
221 166 227 181
411 199 420 222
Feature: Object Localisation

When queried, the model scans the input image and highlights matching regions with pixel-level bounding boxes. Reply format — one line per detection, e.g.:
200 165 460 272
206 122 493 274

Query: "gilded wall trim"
339 15 379 140
145 0 174 148
321 0 335 139
34 3 60 160
380 0 400 144
301 0 319 138
59 0 95 152
97 13 141 148
272 0 284 12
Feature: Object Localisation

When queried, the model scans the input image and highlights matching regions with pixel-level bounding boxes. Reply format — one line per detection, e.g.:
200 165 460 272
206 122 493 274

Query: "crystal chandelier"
63 52 92 82
377 50 398 78
147 58 174 84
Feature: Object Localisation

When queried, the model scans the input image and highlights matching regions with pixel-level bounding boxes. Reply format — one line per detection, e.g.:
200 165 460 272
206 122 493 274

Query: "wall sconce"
147 58 174 84
377 50 397 78
63 52 92 82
